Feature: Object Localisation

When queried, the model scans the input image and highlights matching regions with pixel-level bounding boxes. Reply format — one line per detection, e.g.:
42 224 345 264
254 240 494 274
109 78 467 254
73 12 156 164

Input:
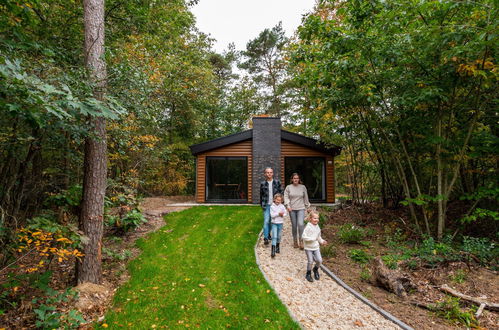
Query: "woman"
284 173 310 249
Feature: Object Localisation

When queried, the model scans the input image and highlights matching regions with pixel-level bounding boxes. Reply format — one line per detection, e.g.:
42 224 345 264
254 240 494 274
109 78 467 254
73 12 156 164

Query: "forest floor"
319 203 498 329
0 196 193 329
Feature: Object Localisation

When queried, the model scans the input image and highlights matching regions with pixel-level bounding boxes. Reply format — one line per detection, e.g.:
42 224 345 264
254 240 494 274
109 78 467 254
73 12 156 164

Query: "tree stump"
372 257 416 298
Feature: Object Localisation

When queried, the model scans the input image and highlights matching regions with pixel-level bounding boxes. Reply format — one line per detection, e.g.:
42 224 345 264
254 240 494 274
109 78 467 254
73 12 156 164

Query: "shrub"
381 255 399 270
32 288 85 329
320 245 336 258
461 236 498 265
106 209 147 233
103 247 132 261
360 266 371 282
338 224 366 244
348 249 371 264
450 269 467 284
415 236 460 266
430 297 477 328
26 212 81 247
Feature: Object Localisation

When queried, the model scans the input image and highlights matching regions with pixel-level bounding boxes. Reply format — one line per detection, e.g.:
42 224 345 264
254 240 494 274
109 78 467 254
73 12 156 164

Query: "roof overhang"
189 130 252 155
281 130 342 156
189 129 342 156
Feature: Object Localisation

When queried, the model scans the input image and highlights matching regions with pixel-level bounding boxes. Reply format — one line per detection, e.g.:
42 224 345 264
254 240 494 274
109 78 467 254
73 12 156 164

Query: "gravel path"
255 216 401 330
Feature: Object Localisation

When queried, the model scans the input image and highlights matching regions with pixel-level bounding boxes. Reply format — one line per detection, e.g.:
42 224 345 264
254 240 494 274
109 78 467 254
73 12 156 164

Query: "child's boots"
271 245 276 258
305 270 314 282
313 266 320 280
276 243 280 253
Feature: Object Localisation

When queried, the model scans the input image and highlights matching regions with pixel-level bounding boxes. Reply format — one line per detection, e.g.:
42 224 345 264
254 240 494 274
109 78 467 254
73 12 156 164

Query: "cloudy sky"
191 0 317 53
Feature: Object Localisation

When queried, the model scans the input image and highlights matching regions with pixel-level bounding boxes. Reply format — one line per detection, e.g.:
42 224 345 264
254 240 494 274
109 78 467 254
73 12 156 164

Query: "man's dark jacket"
260 179 283 209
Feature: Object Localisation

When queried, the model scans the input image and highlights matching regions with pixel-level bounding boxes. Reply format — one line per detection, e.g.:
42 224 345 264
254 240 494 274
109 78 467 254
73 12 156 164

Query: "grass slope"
100 206 299 329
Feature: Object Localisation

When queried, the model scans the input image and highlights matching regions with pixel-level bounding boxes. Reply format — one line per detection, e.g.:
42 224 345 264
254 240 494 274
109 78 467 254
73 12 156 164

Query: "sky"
191 0 317 53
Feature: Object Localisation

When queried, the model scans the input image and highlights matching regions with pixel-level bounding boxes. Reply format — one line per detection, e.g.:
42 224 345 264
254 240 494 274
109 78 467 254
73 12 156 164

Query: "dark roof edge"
189 130 253 155
281 130 342 156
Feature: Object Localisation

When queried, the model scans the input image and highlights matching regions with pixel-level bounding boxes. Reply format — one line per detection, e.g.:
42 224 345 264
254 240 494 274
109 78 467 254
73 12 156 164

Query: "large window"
284 157 326 202
206 157 248 202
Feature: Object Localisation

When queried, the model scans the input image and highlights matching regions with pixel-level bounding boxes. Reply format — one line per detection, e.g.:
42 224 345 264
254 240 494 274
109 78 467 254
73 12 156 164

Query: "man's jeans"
263 205 272 239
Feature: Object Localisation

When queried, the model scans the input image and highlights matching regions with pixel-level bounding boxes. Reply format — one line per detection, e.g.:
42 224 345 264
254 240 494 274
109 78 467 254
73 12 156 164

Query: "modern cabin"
189 117 342 204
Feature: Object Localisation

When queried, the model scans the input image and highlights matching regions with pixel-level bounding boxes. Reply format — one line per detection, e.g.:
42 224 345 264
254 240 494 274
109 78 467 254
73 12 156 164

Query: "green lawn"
99 206 299 329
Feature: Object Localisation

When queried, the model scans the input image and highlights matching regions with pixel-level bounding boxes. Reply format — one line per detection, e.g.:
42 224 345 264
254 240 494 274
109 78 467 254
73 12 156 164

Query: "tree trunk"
77 0 107 285
436 116 444 240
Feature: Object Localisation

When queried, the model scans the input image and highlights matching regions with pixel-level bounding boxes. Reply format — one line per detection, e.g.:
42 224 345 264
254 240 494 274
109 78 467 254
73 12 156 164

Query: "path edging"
254 231 304 329
320 265 414 330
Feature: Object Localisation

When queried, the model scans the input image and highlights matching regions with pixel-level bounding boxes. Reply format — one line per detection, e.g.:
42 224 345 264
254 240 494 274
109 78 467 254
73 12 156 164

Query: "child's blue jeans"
271 223 283 246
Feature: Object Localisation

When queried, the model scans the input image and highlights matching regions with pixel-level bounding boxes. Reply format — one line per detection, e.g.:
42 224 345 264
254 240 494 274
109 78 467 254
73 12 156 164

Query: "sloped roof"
189 129 341 156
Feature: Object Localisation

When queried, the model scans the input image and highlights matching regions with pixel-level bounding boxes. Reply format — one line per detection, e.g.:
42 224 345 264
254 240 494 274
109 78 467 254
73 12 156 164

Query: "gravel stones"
255 217 401 330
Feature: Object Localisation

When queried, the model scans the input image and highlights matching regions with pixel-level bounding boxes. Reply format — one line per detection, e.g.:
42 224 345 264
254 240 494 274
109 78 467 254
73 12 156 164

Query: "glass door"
284 157 326 202
206 157 248 202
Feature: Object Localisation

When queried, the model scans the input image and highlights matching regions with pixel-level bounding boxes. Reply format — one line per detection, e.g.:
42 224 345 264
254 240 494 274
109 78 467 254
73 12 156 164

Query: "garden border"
319 264 413 330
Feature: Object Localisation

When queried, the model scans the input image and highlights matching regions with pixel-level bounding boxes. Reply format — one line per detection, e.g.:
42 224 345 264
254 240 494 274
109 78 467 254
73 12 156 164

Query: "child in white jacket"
301 211 328 282
270 193 287 258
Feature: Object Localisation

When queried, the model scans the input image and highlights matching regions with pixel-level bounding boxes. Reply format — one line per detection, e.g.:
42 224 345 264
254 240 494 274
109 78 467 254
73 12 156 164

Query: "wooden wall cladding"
195 140 252 203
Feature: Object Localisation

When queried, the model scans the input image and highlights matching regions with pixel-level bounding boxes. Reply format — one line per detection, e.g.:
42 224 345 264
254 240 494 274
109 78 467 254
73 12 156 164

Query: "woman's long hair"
289 172 303 184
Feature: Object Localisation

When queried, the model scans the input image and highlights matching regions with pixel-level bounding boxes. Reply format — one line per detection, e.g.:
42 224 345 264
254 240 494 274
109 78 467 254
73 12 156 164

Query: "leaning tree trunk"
77 0 107 284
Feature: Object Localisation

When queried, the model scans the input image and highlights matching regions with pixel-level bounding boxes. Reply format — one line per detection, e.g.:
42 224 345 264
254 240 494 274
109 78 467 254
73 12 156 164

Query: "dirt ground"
319 203 498 330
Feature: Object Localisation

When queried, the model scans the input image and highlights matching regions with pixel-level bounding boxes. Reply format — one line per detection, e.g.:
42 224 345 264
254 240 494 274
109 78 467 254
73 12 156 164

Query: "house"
189 117 342 204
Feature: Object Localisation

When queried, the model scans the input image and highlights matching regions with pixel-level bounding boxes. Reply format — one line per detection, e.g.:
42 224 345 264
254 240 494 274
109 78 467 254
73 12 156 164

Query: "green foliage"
461 236 498 266
106 209 147 234
381 255 399 270
385 227 407 249
430 297 477 328
450 269 467 284
0 58 124 122
25 212 81 247
348 249 372 264
32 288 84 329
44 185 82 208
290 0 498 238
360 266 371 282
460 208 499 224
103 247 132 261
414 236 459 266
338 224 366 244
320 244 336 258
239 22 290 116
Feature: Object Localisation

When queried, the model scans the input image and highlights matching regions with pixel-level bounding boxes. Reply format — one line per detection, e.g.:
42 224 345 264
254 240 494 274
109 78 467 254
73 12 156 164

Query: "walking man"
260 167 283 245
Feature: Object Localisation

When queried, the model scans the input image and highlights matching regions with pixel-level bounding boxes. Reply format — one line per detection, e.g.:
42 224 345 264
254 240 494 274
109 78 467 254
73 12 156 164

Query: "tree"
240 22 289 117
291 0 498 238
77 0 107 284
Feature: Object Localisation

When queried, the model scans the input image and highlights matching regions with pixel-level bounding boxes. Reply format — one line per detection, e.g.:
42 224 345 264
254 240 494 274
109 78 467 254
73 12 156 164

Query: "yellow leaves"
102 323 109 328
457 58 496 76
198 284 205 288
56 237 72 243
15 227 84 275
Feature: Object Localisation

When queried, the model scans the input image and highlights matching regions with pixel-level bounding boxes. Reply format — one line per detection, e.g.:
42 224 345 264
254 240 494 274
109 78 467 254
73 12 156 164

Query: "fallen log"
439 284 499 312
373 257 416 298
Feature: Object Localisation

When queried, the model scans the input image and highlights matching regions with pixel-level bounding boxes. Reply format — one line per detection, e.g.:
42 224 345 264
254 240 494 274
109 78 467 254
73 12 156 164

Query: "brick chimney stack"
251 117 282 203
